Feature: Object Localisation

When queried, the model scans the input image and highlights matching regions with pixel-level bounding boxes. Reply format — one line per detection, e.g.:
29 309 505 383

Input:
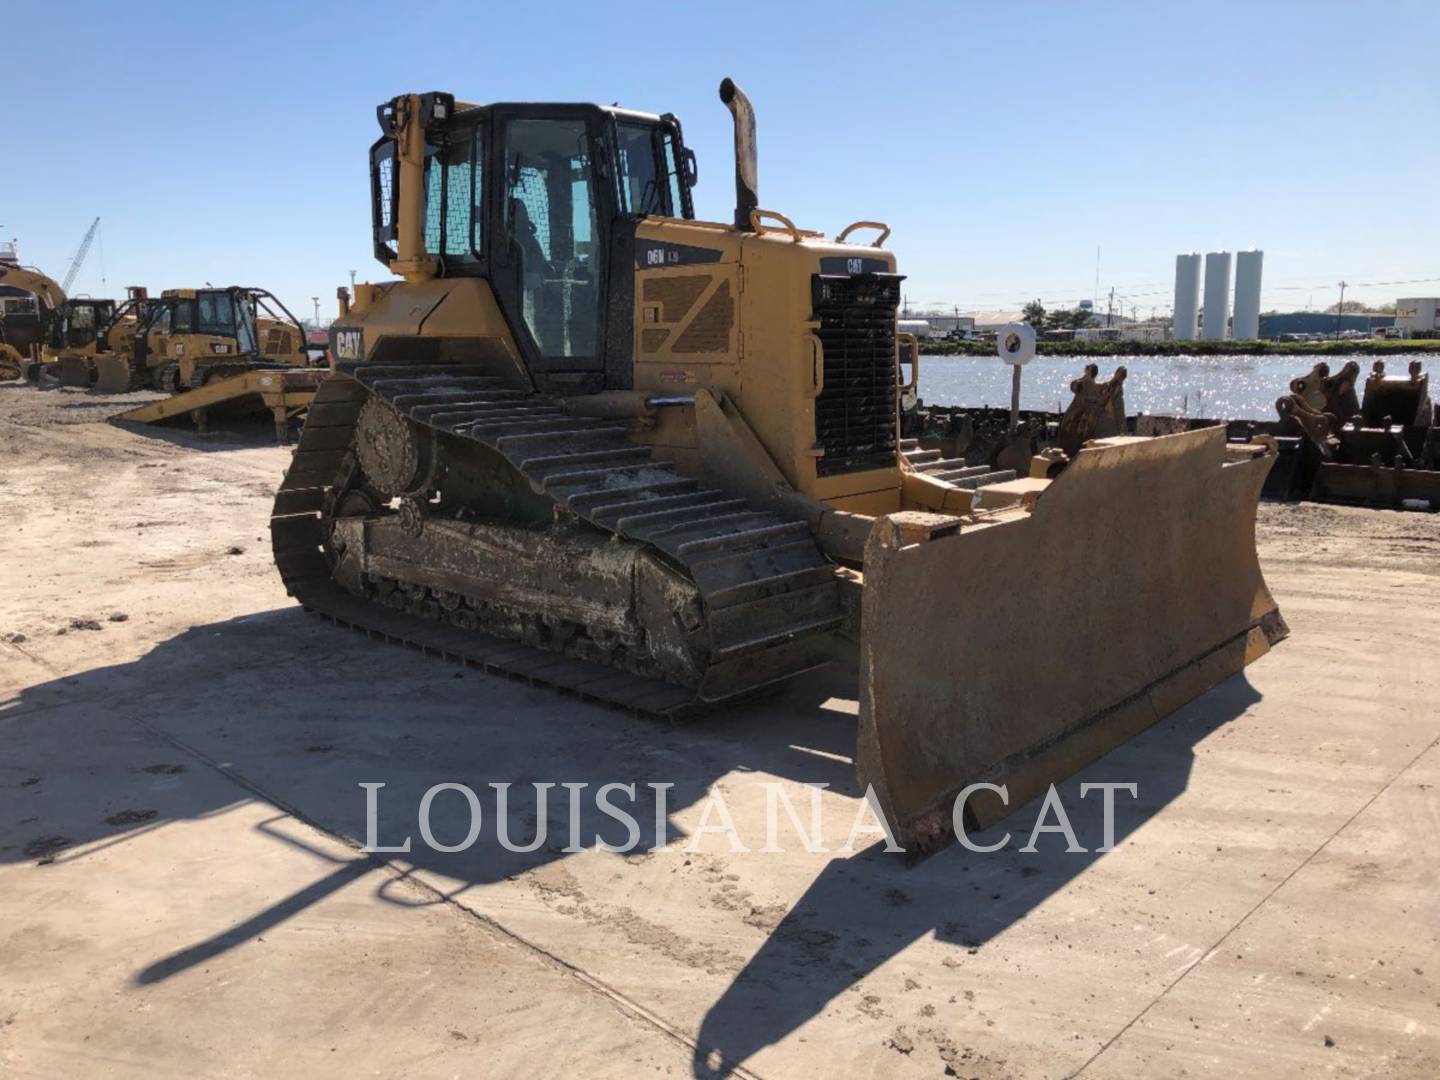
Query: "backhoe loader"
268 80 1286 849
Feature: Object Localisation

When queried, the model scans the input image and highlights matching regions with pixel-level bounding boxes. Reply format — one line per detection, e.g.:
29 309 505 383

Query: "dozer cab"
269 81 1286 849
86 286 311 393
44 294 136 384
51 297 118 351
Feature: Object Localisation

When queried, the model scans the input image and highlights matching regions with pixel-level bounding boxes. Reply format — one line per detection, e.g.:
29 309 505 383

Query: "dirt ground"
3 383 1438 1079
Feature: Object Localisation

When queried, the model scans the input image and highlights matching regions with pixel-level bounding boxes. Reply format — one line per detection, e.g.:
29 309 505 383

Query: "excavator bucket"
856 426 1287 852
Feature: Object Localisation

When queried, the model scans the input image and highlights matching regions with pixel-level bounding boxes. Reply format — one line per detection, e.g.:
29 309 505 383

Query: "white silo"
1172 253 1202 340
1202 251 1233 340
1232 249 1264 340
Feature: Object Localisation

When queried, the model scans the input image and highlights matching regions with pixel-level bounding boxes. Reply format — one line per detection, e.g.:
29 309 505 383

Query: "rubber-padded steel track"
270 366 846 716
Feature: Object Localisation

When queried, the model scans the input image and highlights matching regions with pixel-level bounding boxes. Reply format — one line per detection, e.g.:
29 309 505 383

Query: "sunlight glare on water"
915 353 1430 421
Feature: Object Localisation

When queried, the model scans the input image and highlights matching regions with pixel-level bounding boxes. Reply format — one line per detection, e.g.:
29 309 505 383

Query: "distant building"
1395 298 1440 335
907 313 977 337
1258 311 1395 338
956 310 1026 332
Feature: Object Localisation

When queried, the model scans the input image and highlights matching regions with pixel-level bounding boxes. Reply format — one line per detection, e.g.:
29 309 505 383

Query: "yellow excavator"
269 81 1286 848
0 263 71 380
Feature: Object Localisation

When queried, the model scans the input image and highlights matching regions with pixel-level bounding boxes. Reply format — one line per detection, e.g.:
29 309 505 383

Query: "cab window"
662 131 687 219
235 296 257 354
424 123 484 261
616 122 664 216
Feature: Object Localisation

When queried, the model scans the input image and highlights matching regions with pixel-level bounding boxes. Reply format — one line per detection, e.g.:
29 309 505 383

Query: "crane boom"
61 216 100 293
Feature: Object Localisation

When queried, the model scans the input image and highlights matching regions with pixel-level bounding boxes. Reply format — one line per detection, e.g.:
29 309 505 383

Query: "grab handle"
836 220 891 248
896 332 920 393
749 208 802 243
809 333 826 398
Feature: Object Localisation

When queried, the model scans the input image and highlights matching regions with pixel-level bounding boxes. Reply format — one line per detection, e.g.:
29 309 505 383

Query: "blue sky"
5 1 1437 321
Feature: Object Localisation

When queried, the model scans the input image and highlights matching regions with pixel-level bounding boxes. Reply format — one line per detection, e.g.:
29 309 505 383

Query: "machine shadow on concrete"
0 606 1261 1076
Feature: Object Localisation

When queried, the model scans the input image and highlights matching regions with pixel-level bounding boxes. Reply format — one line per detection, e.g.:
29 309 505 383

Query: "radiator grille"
811 273 902 476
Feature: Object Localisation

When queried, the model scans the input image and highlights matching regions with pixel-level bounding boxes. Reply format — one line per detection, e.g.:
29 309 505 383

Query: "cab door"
488 109 611 386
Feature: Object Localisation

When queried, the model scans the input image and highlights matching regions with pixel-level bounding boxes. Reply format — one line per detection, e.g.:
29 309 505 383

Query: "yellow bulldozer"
269 81 1287 848
0 267 303 394
79 286 310 393
47 287 151 386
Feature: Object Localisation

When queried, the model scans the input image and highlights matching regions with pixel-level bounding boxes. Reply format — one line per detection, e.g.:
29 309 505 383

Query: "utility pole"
1093 245 1100 311
349 269 357 291
1335 281 1347 339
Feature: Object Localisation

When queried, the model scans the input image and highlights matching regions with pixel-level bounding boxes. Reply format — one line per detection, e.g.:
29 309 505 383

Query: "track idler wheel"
354 397 434 498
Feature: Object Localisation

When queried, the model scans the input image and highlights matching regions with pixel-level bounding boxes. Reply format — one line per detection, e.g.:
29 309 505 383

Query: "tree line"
1020 300 1094 331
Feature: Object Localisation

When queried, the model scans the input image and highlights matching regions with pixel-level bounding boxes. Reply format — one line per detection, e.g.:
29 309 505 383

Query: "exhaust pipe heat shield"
856 427 1287 852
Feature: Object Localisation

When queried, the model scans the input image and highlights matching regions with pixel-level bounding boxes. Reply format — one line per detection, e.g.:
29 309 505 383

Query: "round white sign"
997 322 1036 366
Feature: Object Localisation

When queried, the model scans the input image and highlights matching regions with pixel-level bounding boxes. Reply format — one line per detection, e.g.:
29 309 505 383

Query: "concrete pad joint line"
123 711 768 1080
1072 729 1440 1077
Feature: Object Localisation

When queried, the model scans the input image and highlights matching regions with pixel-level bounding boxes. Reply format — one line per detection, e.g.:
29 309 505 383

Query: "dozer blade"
856 427 1287 852
55 354 95 388
93 354 137 394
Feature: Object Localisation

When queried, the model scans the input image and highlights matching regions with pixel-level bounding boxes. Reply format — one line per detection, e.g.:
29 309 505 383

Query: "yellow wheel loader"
269 81 1286 849
86 286 310 393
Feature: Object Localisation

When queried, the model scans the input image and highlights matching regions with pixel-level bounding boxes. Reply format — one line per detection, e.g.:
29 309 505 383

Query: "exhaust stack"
719 78 758 231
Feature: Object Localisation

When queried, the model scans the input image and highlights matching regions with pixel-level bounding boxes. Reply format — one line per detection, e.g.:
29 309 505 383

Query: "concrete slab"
3 387 1439 1078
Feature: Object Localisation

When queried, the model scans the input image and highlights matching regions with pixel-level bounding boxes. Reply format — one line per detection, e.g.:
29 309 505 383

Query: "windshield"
197 291 237 335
